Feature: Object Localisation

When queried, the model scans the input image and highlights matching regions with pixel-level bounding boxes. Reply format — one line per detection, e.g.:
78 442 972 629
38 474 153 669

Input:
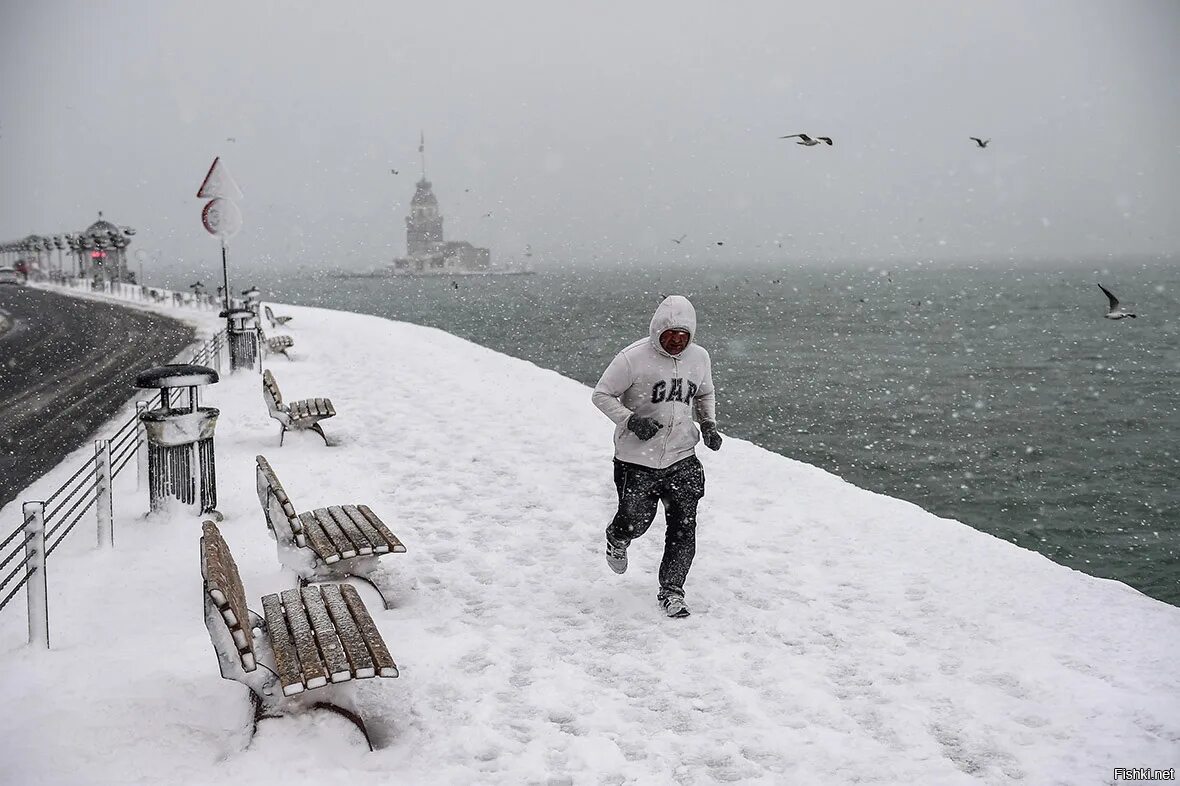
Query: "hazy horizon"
3 1 1179 283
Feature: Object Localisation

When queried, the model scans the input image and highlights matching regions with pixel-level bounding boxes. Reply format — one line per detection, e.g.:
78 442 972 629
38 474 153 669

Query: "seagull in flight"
671 234 686 245
226 137 236 143
390 168 399 175
1098 284 1136 319
970 137 990 148
780 133 832 146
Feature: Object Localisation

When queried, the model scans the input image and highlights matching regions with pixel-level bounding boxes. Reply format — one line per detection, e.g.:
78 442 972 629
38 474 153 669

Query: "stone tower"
405 179 444 256
405 132 443 257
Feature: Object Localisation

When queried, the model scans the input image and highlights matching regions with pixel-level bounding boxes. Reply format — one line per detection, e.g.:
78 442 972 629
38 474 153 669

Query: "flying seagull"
780 133 832 146
970 137 990 148
390 168 399 175
1098 284 1136 319
671 234 686 245
226 137 236 143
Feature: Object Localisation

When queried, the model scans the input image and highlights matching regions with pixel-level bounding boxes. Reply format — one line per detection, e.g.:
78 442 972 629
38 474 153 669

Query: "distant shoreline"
331 269 538 280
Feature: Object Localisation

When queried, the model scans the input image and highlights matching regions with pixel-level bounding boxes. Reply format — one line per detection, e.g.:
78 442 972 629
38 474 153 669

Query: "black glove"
700 422 723 451
627 413 663 441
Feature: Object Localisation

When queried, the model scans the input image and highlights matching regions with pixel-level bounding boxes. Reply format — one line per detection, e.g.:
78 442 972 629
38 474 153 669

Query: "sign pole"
221 241 230 313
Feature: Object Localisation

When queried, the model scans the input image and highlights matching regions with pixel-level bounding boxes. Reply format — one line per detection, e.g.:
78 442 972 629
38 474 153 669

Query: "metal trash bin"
242 286 261 320
135 364 220 516
221 307 258 371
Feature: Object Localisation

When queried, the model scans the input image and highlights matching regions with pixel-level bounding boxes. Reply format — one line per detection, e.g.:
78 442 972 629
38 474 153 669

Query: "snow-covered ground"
1 294 1178 786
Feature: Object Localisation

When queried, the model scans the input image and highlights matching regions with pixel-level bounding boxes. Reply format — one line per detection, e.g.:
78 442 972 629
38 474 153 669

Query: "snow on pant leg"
656 456 705 598
606 460 662 545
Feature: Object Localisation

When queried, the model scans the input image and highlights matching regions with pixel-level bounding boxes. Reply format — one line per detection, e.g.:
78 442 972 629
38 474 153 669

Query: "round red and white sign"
201 198 242 239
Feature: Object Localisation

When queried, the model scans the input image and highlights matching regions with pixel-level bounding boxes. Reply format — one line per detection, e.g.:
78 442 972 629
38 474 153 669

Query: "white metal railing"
0 329 226 647
48 277 222 311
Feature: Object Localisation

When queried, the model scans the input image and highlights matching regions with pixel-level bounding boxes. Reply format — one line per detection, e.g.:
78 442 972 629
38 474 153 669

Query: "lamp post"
112 232 130 282
53 235 65 278
29 237 44 280
65 234 79 277
79 234 94 280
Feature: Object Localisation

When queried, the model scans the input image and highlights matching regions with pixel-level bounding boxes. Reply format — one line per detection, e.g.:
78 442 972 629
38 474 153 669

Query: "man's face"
660 329 691 356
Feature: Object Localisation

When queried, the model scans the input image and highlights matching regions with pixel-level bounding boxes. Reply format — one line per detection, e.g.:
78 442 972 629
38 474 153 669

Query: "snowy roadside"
0 297 1178 786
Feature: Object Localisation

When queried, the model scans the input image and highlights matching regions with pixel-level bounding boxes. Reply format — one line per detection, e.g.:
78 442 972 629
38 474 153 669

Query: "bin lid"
134 364 219 388
218 308 255 318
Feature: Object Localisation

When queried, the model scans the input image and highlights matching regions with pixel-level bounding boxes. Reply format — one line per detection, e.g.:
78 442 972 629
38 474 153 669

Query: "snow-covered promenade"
1 291 1178 786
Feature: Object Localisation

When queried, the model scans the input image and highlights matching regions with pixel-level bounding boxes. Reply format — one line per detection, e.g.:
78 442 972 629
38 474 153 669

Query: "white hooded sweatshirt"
592 295 717 469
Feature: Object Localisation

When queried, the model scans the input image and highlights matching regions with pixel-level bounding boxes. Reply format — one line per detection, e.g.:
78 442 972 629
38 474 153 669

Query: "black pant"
606 456 705 598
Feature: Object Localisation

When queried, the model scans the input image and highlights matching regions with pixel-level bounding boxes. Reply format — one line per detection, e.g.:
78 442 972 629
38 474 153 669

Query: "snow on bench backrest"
200 521 258 672
262 370 291 425
254 455 305 545
262 370 284 407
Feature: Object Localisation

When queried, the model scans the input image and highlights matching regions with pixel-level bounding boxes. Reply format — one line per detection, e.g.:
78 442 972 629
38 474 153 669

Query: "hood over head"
649 295 697 356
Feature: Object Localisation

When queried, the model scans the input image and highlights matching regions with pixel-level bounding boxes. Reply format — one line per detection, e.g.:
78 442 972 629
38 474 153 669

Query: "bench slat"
280 588 329 690
359 505 407 554
299 511 341 564
262 592 306 696
329 506 373 555
301 586 352 683
256 456 298 523
262 370 284 407
320 584 375 678
313 508 358 559
200 522 256 668
268 494 302 546
343 505 389 554
340 584 398 677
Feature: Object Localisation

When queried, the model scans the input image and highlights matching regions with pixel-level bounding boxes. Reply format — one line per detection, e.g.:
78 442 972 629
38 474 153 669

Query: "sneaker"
660 594 690 618
605 533 628 574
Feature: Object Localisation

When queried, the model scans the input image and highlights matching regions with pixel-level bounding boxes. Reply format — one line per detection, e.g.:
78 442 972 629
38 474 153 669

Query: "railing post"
135 402 149 492
23 502 48 649
95 440 113 548
210 332 221 374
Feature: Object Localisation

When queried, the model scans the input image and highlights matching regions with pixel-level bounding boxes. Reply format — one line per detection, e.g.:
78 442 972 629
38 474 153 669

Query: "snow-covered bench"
264 304 292 329
255 455 406 608
200 520 397 748
262 369 335 446
258 328 294 360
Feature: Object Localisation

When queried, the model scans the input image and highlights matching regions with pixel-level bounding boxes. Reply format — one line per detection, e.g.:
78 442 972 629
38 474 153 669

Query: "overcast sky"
2 0 1178 278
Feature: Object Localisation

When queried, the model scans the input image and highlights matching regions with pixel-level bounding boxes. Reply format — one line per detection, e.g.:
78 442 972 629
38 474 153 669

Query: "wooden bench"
258 328 294 360
264 304 293 329
255 455 406 608
200 520 397 748
262 369 335 446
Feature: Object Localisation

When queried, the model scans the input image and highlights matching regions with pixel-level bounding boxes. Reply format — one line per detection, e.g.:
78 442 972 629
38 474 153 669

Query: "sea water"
257 259 1179 606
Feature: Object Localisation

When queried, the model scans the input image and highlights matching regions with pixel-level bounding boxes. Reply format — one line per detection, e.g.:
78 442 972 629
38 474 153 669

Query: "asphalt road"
0 286 195 509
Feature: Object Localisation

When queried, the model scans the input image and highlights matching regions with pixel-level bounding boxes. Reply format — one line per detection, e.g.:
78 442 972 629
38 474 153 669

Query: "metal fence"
0 328 226 648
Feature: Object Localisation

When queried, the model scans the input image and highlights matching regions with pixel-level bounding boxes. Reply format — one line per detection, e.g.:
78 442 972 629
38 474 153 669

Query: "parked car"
0 267 25 285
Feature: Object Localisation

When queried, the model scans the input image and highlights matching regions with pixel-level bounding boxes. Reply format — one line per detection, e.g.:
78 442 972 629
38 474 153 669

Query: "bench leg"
250 684 377 751
345 572 393 610
279 425 287 447
310 701 374 751
310 422 329 446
